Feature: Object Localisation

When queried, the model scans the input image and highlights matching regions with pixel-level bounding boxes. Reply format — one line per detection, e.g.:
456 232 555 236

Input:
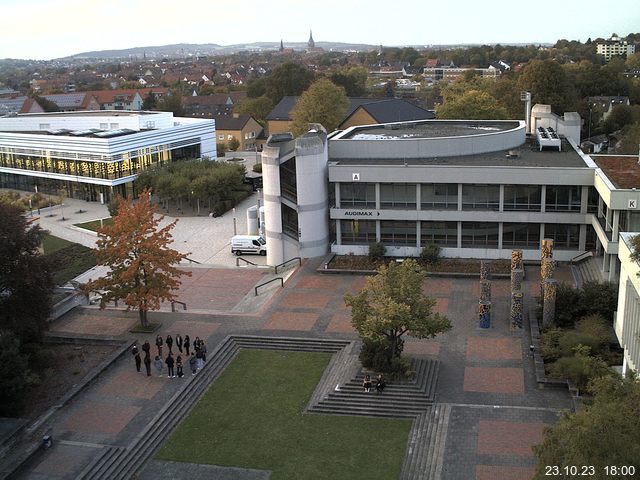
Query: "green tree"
235 95 274 123
157 94 184 116
437 89 508 119
615 123 640 154
264 62 315 104
330 66 368 97
85 190 191 327
216 142 227 157
533 375 640 478
0 330 37 416
228 137 240 151
518 59 574 113
344 259 451 367
0 203 52 343
141 91 157 110
290 78 348 135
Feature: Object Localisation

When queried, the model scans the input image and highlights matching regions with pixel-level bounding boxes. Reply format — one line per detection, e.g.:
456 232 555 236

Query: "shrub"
368 242 386 261
107 195 124 217
420 243 441 264
253 162 263 173
0 331 37 416
549 346 613 392
539 328 563 362
552 281 618 329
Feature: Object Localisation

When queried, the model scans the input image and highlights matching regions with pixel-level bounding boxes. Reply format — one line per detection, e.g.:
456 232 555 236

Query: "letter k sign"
629 199 637 209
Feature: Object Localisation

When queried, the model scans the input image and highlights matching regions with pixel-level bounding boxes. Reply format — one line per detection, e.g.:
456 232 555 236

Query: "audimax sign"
344 210 381 217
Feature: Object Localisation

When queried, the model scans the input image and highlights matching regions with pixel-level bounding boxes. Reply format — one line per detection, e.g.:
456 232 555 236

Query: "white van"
231 235 267 256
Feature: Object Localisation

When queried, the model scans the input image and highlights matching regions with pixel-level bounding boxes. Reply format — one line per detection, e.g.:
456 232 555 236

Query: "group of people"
131 333 208 378
363 374 386 393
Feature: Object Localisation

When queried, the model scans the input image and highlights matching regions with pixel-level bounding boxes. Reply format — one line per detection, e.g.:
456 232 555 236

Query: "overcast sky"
1 0 639 60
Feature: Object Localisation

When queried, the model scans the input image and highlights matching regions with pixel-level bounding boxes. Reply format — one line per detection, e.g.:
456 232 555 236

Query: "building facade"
0 111 215 202
596 35 636 61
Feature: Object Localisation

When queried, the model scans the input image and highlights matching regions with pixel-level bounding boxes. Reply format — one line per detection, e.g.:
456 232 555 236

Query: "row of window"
338 183 597 213
339 220 592 250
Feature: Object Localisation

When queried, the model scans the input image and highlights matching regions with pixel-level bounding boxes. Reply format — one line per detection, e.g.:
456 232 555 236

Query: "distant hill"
63 41 381 59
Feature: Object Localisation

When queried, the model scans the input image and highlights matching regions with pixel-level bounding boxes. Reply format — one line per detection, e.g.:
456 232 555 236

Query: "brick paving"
50 314 136 336
12 260 576 480
463 367 525 394
476 420 545 456
263 311 320 331
475 465 536 480
466 337 522 361
31 443 97 478
63 403 141 436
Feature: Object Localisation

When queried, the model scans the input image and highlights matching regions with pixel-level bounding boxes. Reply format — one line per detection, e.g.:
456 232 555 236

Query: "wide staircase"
400 404 452 480
573 256 603 286
309 358 439 418
75 335 349 480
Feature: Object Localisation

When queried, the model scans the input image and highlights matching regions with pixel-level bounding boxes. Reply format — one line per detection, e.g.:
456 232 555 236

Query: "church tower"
280 39 284 52
308 30 315 49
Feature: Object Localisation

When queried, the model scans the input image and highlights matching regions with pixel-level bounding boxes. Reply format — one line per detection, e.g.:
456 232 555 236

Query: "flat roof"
338 120 521 140
330 138 589 168
592 155 640 189
0 128 147 139
15 110 156 118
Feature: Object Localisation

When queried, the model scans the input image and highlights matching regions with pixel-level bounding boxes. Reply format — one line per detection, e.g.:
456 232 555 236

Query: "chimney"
233 112 239 119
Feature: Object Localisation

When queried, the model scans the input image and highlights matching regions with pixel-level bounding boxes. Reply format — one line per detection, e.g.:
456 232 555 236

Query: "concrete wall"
616 233 640 374
330 120 525 159
295 132 329 259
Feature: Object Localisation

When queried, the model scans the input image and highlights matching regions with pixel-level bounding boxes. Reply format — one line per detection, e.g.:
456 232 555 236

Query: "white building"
0 110 215 201
596 35 636 61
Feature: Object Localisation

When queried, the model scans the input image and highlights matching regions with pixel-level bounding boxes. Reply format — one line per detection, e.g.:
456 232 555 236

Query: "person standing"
363 374 372 393
142 340 151 358
165 334 174 355
375 374 386 394
195 348 204 371
165 353 175 378
154 355 163 376
194 336 202 352
155 335 163 357
189 353 197 375
144 353 152 376
176 355 184 378
132 343 142 373
175 334 183 354
184 335 191 356
201 342 207 363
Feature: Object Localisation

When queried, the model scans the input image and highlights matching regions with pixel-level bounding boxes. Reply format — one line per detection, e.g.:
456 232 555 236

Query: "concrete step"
310 404 421 419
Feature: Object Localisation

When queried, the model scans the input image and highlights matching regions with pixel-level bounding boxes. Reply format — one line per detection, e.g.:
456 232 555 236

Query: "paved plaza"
6 196 573 479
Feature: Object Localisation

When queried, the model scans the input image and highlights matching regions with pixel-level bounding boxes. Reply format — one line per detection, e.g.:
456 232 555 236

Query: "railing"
255 277 283 296
570 251 593 264
171 300 187 312
185 257 201 264
274 257 302 274
236 257 260 267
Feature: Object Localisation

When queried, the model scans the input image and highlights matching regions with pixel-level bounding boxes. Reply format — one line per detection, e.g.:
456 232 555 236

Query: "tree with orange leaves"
86 189 191 327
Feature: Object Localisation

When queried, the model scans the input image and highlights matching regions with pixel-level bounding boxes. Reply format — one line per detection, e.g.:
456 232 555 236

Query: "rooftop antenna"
520 91 532 134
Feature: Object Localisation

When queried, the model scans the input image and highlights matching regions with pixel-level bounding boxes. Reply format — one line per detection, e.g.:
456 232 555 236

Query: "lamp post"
232 207 237 235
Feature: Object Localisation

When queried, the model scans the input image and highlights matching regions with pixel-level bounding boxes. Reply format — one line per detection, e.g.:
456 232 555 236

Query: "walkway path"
8 257 573 480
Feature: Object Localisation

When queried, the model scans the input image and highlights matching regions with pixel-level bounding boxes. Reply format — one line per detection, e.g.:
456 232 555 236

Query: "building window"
502 223 540 248
39 124 50 130
380 183 416 209
341 219 376 245
340 183 376 208
544 223 579 249
421 183 457 210
282 204 298 239
420 221 457 246
587 187 598 213
99 123 108 130
109 123 119 129
503 185 542 211
546 186 581 212
461 222 499 247
380 220 416 246
462 185 499 211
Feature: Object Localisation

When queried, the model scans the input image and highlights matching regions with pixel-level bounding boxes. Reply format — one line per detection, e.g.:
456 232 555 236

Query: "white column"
262 145 285 266
540 185 546 213
580 186 589 214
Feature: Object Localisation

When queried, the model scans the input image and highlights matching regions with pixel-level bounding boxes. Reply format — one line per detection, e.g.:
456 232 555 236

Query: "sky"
1 0 639 60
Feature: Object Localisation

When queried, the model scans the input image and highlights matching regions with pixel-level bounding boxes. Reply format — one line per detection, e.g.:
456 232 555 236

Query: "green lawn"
73 217 112 232
42 234 96 285
157 349 412 480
